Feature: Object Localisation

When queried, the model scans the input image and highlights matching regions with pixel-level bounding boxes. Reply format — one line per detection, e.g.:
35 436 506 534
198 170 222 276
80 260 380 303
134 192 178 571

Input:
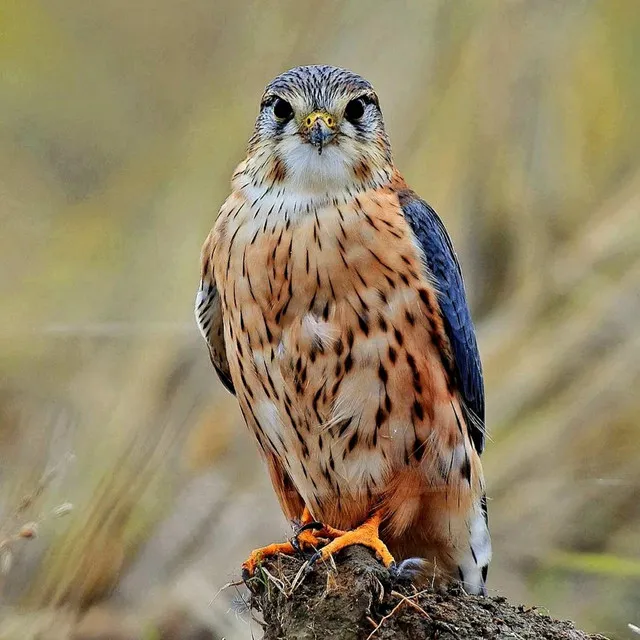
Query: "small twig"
209 579 245 605
366 588 433 640
7 456 72 526
366 596 409 640
288 559 310 594
260 566 287 596
390 590 432 620
0 503 74 579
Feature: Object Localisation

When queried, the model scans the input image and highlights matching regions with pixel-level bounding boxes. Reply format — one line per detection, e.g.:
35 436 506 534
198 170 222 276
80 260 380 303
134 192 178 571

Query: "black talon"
291 520 324 552
295 521 324 535
307 550 322 571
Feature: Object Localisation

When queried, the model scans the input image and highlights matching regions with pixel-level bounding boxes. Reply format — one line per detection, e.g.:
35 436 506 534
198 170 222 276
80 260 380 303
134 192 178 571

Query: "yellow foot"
309 512 395 568
241 540 297 579
241 509 347 579
292 520 347 550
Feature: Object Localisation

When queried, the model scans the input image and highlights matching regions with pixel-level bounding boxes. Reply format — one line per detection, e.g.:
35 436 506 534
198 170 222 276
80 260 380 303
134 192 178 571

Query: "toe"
309 530 395 568
241 555 258 580
240 541 296 577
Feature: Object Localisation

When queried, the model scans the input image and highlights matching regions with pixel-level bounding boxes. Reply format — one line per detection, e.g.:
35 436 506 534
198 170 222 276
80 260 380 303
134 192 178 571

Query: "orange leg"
241 508 346 578
309 512 395 568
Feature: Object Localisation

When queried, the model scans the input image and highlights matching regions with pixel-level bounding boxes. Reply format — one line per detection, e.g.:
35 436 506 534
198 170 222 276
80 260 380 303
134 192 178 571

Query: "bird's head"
239 65 393 198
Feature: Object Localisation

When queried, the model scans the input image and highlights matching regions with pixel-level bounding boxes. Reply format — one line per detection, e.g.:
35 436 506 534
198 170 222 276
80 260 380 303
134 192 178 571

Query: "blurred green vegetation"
1 1 639 638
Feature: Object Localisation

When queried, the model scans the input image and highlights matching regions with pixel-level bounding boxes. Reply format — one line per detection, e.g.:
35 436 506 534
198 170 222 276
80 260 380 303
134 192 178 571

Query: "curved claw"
291 521 324 552
307 550 322 572
292 519 348 554
295 521 324 535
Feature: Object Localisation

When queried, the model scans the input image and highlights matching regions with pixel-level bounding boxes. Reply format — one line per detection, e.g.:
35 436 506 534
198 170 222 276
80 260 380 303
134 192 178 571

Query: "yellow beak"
304 111 337 154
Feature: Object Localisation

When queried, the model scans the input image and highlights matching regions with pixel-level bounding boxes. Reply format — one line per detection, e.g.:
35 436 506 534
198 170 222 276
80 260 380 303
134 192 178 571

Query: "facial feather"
238 65 393 203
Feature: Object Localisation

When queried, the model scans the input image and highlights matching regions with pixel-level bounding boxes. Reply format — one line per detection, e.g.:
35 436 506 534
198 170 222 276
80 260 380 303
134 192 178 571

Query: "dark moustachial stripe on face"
266 154 287 184
352 159 373 183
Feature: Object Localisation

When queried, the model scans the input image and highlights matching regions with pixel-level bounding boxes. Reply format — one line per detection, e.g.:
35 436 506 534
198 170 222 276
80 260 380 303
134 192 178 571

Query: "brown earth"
247 546 607 640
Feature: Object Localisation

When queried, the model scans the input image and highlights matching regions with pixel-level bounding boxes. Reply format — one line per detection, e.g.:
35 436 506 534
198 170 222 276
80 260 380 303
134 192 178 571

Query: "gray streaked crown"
262 65 376 109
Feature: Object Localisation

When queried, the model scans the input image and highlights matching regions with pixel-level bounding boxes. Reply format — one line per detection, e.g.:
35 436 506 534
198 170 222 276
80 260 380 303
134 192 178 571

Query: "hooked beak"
303 111 337 155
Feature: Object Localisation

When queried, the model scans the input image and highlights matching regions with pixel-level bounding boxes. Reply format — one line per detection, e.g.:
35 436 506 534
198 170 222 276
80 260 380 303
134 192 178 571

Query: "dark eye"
273 98 294 121
344 98 366 122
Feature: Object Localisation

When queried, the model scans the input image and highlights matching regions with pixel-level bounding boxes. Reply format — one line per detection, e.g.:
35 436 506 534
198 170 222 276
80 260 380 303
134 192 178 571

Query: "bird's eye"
273 98 294 121
344 98 366 122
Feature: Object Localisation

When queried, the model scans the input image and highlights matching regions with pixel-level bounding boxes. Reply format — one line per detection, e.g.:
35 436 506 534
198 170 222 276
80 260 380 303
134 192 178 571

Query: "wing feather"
400 191 486 453
196 234 235 395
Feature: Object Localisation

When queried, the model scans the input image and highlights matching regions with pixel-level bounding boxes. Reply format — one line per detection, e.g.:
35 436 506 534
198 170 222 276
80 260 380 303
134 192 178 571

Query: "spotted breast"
200 179 485 580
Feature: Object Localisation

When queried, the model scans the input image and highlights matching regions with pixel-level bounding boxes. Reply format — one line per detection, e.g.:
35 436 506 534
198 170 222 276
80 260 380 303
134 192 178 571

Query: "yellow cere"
304 111 336 129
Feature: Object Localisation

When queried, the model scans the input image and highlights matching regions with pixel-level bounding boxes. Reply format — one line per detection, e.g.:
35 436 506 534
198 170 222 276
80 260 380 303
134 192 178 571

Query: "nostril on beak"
305 112 335 129
304 112 337 154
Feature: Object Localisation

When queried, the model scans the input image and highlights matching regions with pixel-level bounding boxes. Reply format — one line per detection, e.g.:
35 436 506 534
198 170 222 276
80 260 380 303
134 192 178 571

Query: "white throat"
235 140 392 219
278 138 356 194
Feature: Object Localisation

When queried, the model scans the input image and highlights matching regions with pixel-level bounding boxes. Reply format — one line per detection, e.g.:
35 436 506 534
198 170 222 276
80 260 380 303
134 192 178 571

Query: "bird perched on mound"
196 65 491 594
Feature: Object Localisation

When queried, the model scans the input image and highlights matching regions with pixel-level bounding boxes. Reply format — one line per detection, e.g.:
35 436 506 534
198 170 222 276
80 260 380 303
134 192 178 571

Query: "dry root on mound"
244 546 606 640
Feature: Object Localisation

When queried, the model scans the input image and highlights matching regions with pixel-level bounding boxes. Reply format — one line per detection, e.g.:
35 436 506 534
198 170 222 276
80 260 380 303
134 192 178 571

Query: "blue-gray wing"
400 192 485 454
195 277 235 395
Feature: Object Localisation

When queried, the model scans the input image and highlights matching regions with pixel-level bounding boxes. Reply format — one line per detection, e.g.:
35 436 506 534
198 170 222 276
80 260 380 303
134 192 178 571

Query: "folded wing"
400 192 485 453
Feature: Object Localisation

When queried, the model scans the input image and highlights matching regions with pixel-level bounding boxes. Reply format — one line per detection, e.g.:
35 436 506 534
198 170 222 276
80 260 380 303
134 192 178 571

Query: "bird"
196 65 491 594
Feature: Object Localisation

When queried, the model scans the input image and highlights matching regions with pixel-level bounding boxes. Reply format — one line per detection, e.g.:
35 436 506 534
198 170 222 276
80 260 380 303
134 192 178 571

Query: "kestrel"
196 65 491 594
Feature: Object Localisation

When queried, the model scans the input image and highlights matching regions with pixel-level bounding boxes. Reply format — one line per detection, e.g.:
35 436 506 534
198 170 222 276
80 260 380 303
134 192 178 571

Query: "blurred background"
1 1 639 638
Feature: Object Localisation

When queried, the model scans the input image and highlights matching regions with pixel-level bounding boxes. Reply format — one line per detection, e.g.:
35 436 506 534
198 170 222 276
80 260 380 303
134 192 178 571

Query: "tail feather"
392 495 492 595
457 493 491 594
